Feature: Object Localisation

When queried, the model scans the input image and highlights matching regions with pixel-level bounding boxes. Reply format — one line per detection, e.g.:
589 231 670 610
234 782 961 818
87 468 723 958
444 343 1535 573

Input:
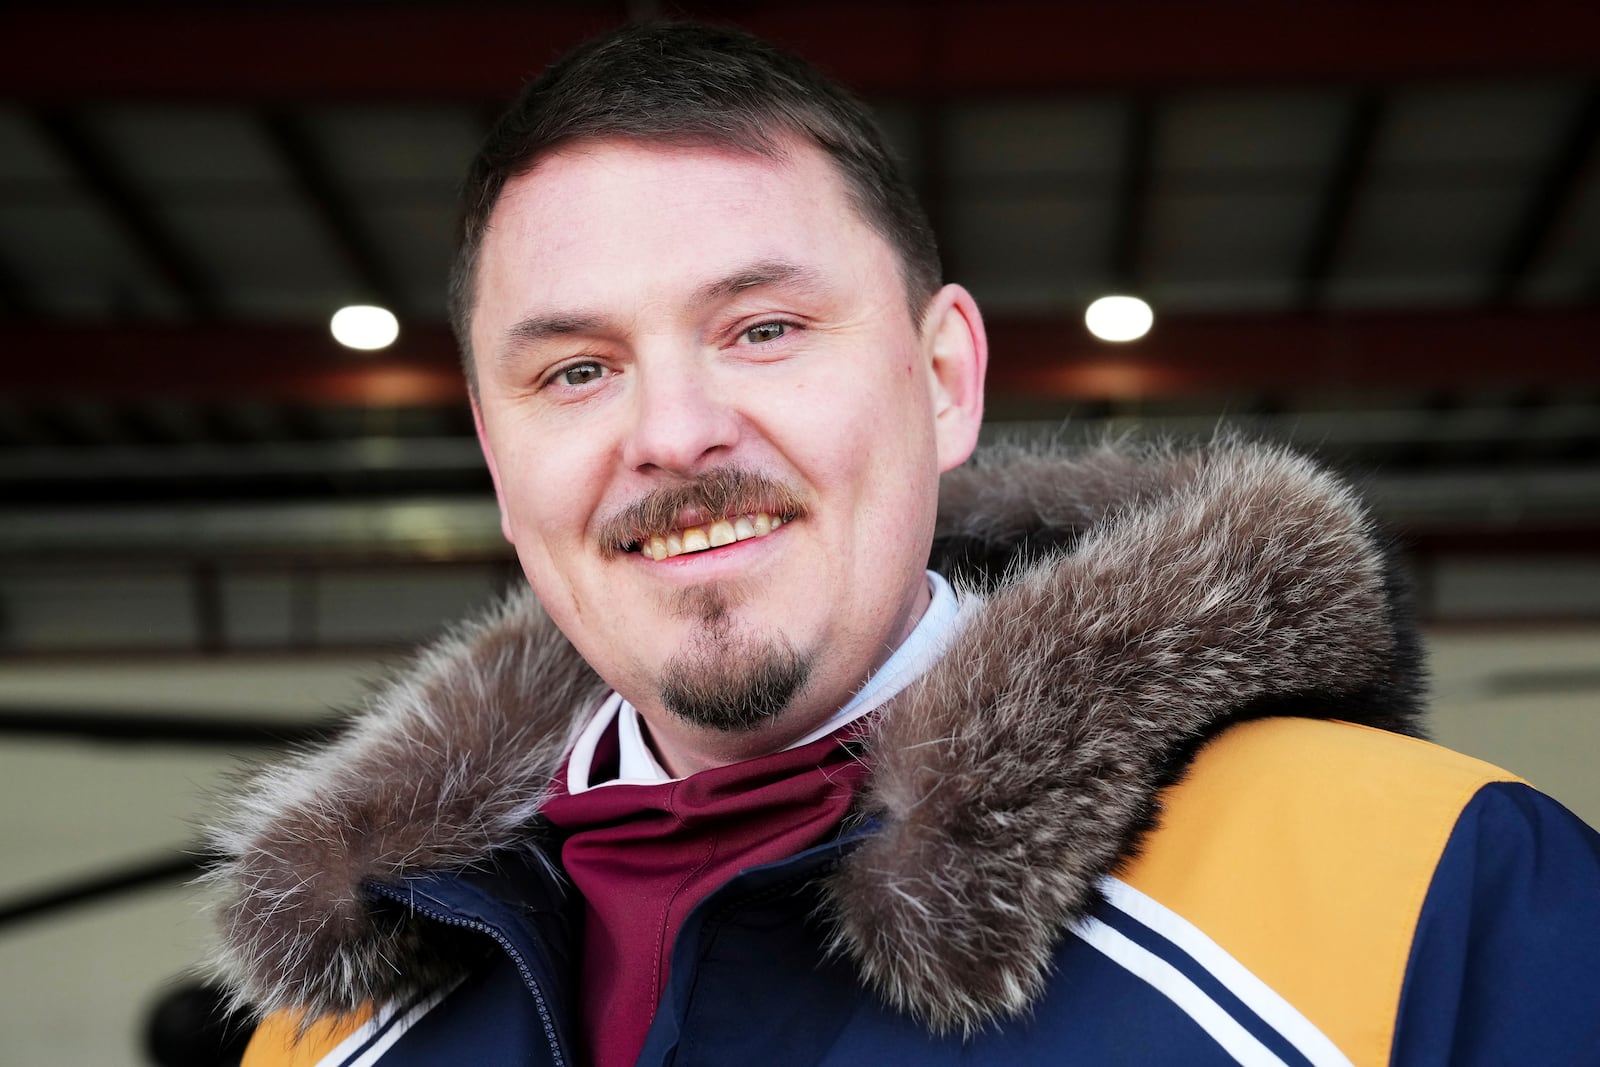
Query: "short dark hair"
448 21 943 387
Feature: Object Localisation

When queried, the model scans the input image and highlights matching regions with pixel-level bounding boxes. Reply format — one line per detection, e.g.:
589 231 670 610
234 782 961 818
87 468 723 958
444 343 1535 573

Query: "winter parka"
210 440 1600 1066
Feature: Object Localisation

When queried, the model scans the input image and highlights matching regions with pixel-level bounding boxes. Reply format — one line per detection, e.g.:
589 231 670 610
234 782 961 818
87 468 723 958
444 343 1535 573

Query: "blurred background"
1 2 1597 1063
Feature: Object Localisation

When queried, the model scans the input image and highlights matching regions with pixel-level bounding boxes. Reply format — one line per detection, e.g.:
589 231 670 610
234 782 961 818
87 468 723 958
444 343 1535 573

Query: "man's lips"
634 511 785 560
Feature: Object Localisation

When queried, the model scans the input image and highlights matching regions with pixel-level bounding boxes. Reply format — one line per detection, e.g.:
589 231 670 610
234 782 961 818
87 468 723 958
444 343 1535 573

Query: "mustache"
596 467 807 555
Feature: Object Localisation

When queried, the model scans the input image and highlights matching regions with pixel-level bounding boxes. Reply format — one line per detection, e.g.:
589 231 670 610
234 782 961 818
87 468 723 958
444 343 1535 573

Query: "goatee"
659 594 812 733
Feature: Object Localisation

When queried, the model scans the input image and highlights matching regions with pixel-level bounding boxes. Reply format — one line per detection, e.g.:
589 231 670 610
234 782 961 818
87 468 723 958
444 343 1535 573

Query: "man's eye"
742 321 789 344
555 362 605 387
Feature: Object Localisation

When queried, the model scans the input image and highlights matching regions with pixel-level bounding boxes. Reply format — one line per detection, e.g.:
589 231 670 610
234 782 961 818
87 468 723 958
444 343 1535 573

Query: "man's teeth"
640 513 784 560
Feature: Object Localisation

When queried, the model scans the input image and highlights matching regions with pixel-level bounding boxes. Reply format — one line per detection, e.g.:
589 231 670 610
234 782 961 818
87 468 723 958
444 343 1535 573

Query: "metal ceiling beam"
1490 84 1600 304
32 111 220 318
1297 91 1384 309
0 246 39 316
4 3 1600 103
1109 97 1156 290
5 310 1600 403
260 110 410 314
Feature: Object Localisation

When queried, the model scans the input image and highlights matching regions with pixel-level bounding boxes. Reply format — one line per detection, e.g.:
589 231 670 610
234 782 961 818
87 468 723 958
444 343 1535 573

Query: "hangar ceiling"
1 1 1598 564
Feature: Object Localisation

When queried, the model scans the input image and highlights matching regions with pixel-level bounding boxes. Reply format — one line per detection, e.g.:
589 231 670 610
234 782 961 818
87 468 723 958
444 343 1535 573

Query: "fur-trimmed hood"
208 438 1425 1035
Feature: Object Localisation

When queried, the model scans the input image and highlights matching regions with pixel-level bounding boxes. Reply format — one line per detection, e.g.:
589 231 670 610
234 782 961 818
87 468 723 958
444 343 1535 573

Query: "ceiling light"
1084 295 1154 343
330 305 400 351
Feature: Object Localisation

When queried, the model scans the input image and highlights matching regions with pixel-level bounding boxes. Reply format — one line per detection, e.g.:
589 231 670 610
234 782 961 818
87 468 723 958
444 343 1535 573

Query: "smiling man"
469 135 982 776
214 22 1600 1067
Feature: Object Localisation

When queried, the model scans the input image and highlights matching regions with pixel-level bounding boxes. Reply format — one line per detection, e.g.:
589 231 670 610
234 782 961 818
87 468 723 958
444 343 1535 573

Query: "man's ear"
921 283 988 473
471 397 517 545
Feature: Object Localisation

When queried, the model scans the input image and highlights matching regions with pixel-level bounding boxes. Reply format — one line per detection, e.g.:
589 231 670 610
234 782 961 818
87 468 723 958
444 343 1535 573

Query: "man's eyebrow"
692 260 829 305
502 313 607 347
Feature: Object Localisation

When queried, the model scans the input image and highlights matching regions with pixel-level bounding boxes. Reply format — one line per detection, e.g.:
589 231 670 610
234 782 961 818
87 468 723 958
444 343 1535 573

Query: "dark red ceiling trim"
992 308 1600 398
7 309 1598 404
5 3 1600 104
2 322 467 406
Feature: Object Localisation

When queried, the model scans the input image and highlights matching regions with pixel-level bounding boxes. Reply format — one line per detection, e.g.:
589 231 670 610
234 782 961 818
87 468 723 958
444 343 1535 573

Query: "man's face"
470 137 984 773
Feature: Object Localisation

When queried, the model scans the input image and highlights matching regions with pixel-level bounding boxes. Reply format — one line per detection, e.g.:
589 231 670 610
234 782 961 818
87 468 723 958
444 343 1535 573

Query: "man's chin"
658 630 813 734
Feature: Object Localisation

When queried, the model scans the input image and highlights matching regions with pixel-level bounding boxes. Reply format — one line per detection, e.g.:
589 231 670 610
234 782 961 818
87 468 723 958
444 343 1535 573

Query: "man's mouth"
633 512 785 561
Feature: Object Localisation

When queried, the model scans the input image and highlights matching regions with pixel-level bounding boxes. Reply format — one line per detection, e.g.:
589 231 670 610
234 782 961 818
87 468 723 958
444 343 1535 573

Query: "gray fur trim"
206 438 1425 1030
830 439 1412 1032
205 589 606 1018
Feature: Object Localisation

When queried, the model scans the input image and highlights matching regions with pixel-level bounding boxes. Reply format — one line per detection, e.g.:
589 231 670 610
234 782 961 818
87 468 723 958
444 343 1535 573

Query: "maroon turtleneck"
540 715 872 1067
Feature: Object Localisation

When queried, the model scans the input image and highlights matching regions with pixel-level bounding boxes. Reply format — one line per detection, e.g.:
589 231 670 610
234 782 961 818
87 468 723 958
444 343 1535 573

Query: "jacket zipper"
367 882 567 1067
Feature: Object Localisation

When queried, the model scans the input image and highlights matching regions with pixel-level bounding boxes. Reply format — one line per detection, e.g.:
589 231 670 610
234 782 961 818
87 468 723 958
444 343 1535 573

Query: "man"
212 22 1600 1067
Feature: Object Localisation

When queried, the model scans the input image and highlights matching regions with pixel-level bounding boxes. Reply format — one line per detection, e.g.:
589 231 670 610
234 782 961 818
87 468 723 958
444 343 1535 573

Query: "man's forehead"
471 137 894 331
523 130 797 180
482 139 822 272
499 134 812 208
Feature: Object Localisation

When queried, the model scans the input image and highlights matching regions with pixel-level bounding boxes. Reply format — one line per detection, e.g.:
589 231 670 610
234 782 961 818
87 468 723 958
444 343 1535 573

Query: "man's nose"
621 353 741 475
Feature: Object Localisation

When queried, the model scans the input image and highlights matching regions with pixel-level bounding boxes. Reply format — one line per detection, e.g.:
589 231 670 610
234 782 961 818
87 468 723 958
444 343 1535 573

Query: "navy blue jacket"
241 720 1600 1067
